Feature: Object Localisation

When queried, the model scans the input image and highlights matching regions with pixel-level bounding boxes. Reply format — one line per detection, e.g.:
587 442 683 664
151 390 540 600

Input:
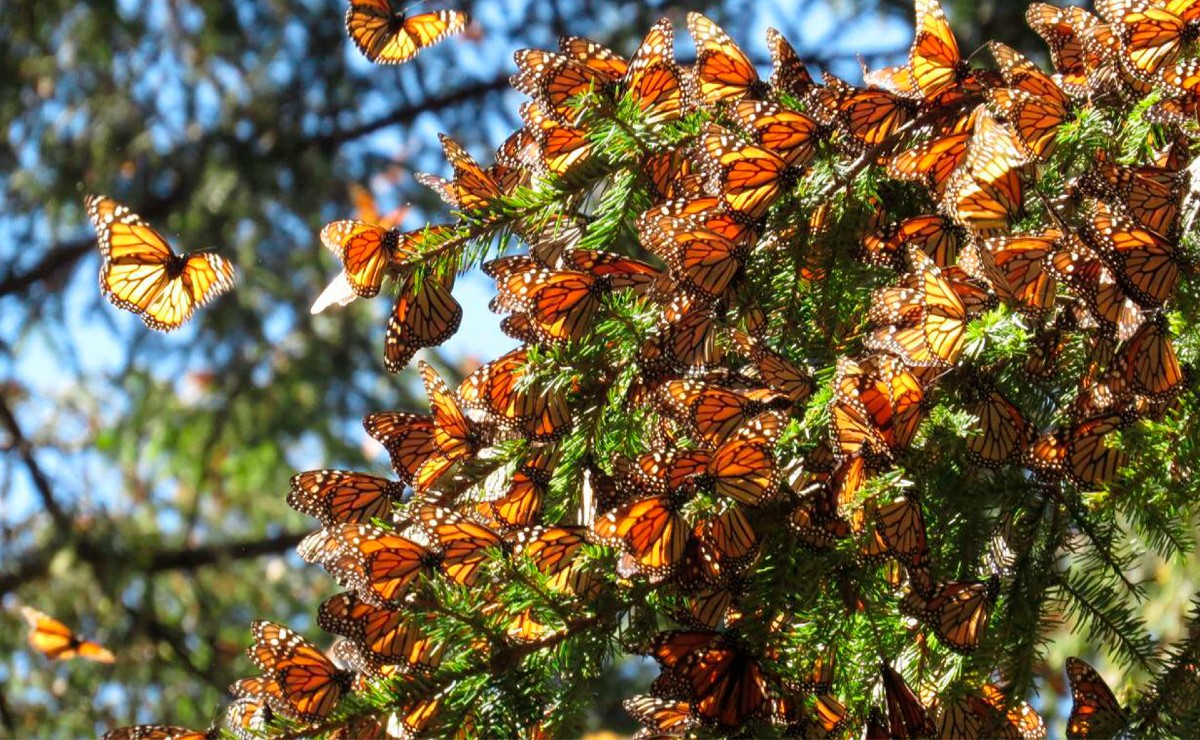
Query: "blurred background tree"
0 0 1053 735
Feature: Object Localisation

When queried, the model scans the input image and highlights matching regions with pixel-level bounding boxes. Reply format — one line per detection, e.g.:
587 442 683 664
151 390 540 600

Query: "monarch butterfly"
457 347 573 442
509 524 598 596
344 3 467 64
870 498 929 569
766 27 818 104
512 49 618 125
385 272 461 373
729 330 815 406
101 726 214 740
638 210 747 299
636 297 724 381
1078 19 1158 100
643 147 701 202
773 691 849 737
700 411 785 506
520 101 593 178
978 231 1058 316
814 73 917 151
986 42 1071 161
590 485 693 581
1081 201 1180 309
20 606 115 663
416 134 506 211
683 505 760 587
1065 412 1131 487
942 108 1027 238
972 683 1048 740
417 361 486 489
484 255 654 344
886 127 973 194
419 505 506 586
558 35 628 79
297 528 366 590
867 0 973 100
880 663 936 738
1095 0 1200 80
648 631 771 729
84 195 236 331
361 411 439 486
867 248 968 367
317 592 442 671
687 13 769 106
640 197 762 246
830 356 923 463
661 380 789 448
319 219 447 299
901 578 998 653
1025 3 1103 98
698 124 803 221
621 19 687 125
1108 317 1184 402
225 695 275 740
288 470 403 526
1075 151 1184 237
1066 657 1128 738
247 621 354 722
730 100 819 169
475 447 555 531
623 695 697 739
229 675 293 720
965 385 1029 468
334 523 440 606
1048 244 1144 341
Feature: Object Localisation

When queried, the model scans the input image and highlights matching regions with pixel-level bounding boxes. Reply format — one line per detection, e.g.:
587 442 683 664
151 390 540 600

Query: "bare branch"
0 394 70 527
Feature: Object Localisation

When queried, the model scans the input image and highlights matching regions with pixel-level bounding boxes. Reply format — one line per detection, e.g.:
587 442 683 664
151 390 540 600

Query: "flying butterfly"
20 606 115 663
84 195 236 332
247 621 354 722
1066 657 1127 739
344 2 467 65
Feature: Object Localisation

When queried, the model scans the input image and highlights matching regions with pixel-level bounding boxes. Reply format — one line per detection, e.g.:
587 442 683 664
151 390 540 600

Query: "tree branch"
0 239 92 299
0 393 70 527
145 531 307 573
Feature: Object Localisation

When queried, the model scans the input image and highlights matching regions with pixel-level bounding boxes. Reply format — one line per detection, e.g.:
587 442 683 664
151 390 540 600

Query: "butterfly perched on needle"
84 195 236 332
345 1 468 65
21 605 115 663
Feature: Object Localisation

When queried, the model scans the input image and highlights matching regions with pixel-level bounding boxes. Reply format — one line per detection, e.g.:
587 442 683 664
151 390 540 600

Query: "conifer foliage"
107 1 1200 737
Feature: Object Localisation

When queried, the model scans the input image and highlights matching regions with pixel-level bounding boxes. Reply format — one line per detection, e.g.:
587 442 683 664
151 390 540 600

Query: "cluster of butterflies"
102 0 1200 736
